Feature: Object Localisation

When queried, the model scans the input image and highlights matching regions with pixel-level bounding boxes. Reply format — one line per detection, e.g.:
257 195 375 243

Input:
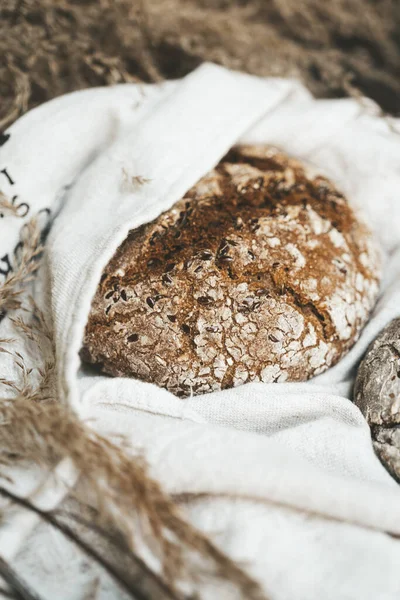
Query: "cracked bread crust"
81 145 381 397
354 318 400 482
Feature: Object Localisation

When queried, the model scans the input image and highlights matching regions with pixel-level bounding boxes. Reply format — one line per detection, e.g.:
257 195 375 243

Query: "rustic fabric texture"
1 64 400 599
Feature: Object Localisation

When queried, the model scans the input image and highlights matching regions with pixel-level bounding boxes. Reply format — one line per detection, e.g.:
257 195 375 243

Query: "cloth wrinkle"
1 63 400 600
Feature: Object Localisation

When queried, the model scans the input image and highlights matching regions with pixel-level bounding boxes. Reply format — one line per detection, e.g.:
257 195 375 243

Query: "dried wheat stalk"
2 0 399 122
0 219 42 314
0 192 20 218
0 220 267 599
0 555 44 600
0 487 179 600
0 391 266 599
0 59 30 131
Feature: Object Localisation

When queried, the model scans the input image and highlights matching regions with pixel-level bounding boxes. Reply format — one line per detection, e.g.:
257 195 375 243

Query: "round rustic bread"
81 145 381 397
354 318 400 482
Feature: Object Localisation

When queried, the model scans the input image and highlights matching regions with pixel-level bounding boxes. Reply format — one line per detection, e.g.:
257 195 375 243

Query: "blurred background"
0 0 399 130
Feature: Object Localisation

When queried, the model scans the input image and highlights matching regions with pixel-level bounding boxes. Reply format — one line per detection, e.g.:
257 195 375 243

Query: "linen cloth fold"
1 63 400 599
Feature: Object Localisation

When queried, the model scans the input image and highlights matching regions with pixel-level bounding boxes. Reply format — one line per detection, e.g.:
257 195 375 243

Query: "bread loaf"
81 145 381 397
354 318 400 481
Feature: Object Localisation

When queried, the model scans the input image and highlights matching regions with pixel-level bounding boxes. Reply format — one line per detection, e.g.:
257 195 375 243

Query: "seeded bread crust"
81 145 381 397
354 318 400 482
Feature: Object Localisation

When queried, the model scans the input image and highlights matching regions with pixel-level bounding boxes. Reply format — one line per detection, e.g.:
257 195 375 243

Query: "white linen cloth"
1 63 400 599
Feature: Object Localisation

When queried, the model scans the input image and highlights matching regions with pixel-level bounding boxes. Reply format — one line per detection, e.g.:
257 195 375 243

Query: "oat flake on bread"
81 144 381 396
